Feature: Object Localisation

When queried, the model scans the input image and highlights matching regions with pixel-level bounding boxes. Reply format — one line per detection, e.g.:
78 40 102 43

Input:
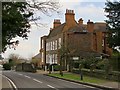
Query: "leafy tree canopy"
105 1 120 50
1 0 60 52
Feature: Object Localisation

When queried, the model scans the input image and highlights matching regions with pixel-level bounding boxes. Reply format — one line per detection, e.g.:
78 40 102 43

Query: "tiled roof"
48 22 107 38
32 53 41 59
48 23 66 38
94 23 108 32
48 23 87 38
68 25 86 33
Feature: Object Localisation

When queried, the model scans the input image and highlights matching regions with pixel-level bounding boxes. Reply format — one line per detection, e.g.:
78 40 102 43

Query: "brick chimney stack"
87 19 94 32
53 19 61 28
78 18 83 25
65 9 75 24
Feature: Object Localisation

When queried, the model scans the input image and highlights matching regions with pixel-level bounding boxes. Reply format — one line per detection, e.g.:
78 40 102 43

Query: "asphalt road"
2 71 101 90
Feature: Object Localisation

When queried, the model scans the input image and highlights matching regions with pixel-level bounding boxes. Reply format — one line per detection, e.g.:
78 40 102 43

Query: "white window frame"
53 41 55 50
55 40 57 50
41 52 44 62
42 39 44 48
58 38 61 49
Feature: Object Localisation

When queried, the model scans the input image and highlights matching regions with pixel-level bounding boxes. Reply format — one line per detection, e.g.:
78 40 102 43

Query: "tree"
2 0 60 52
31 58 40 68
58 45 70 76
9 59 14 67
8 53 22 66
105 1 120 49
2 2 32 52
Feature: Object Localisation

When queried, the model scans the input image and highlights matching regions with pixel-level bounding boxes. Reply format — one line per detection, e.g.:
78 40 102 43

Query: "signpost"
73 56 83 80
79 64 83 80
73 57 79 60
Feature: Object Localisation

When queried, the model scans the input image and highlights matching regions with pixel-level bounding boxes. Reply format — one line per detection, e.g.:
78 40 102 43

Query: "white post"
52 65 54 72
67 64 69 71
45 65 47 72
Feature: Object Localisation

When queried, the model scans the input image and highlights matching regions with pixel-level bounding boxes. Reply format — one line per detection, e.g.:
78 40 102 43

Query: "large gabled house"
39 9 112 69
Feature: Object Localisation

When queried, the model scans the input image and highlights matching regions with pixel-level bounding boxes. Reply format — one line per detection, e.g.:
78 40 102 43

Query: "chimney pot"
78 18 83 25
87 19 94 32
72 10 73 13
88 19 91 22
65 9 75 24
53 19 61 28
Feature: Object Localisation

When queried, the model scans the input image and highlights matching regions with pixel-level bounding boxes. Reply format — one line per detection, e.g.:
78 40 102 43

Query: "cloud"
58 1 106 23
75 3 106 23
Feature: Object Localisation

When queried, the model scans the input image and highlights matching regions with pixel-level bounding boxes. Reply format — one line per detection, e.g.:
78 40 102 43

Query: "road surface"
2 71 101 90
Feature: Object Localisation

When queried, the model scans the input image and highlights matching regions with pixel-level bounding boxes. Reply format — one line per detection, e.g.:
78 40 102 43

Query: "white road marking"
18 74 23 76
47 85 59 90
3 75 18 90
33 79 43 83
24 75 31 79
47 85 55 88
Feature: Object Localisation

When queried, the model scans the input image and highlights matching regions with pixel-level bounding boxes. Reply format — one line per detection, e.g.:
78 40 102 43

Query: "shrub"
96 60 105 70
79 57 99 69
73 62 79 68
53 65 60 71
48 64 58 71
3 63 11 70
109 56 120 71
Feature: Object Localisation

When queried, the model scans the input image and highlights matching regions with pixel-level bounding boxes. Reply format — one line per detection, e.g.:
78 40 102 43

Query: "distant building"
32 53 41 68
39 9 112 69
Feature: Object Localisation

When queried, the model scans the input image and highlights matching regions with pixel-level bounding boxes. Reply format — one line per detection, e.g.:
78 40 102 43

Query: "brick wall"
67 32 94 52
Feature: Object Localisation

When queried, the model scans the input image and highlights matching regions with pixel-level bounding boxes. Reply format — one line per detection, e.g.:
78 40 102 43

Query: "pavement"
36 70 120 90
2 76 13 90
0 71 13 90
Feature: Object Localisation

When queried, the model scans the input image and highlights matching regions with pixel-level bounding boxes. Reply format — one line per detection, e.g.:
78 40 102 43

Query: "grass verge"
48 73 109 84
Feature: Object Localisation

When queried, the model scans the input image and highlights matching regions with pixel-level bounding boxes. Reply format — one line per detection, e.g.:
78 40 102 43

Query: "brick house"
39 9 112 69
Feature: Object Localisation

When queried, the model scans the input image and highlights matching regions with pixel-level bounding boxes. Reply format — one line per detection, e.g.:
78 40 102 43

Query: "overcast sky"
3 0 108 59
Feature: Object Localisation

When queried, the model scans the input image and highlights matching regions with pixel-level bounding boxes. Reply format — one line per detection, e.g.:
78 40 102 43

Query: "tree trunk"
60 57 63 76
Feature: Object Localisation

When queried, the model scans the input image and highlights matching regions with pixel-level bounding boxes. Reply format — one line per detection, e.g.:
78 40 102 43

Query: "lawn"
48 73 109 84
